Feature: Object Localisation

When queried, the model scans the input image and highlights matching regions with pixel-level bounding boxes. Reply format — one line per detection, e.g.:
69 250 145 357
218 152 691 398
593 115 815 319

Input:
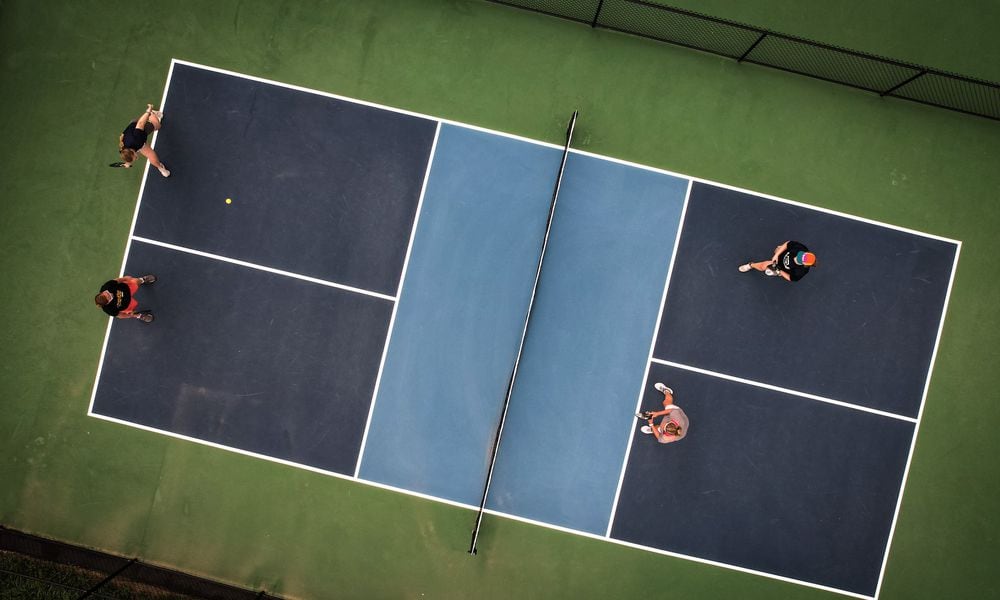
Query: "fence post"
77 558 137 599
591 0 606 27
881 69 927 97
738 32 768 62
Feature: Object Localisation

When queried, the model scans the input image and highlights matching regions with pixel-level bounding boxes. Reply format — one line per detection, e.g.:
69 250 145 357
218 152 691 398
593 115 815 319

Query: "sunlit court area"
2 2 999 599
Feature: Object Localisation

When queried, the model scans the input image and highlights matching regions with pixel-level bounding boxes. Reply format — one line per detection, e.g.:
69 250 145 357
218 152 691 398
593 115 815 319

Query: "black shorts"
121 121 154 150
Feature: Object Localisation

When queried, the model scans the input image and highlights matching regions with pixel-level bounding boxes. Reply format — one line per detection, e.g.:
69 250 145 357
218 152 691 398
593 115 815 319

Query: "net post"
882 69 927 97
591 1 605 27
738 32 768 62
77 558 137 599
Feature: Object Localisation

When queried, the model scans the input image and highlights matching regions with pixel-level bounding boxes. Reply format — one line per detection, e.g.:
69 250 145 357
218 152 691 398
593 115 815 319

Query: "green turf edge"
1 1 998 599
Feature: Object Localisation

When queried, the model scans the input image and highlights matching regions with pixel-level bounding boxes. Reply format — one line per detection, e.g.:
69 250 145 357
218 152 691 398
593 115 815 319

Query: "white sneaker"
738 263 752 273
764 267 778 276
158 165 171 178
654 382 673 395
640 425 653 435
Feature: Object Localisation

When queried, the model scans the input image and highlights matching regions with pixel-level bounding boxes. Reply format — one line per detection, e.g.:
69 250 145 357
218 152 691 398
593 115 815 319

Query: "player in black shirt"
95 275 157 322
738 240 816 282
118 103 170 177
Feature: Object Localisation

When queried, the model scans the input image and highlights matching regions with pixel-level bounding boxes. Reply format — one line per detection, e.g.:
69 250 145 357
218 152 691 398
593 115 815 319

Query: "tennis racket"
108 162 129 168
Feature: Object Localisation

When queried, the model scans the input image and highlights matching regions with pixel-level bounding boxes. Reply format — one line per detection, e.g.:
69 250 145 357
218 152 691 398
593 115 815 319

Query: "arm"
135 104 153 129
646 405 678 419
771 241 789 264
652 411 685 444
651 420 675 444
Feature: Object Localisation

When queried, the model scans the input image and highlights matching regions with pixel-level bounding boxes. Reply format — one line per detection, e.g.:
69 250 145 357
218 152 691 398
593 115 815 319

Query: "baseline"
611 364 914 597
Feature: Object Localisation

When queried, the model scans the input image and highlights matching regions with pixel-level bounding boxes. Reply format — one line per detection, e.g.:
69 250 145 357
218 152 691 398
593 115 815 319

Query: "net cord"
468 110 578 555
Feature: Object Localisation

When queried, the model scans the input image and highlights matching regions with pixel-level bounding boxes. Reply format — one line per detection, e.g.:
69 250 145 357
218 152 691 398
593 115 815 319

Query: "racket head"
108 161 129 168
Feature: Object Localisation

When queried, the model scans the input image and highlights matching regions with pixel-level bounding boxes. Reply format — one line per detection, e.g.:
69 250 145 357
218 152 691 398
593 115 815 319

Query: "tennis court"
4 2 999 600
89 61 958 599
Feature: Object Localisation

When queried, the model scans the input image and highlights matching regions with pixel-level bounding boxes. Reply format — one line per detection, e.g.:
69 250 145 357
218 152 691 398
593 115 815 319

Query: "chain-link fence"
488 0 1000 121
0 527 283 600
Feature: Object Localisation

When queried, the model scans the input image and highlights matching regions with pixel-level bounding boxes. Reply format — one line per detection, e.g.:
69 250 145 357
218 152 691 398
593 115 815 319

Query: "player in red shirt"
95 275 157 322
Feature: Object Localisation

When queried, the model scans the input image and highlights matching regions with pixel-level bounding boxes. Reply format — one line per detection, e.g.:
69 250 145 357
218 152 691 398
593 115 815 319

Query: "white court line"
171 59 960 247
652 358 918 423
481 506 874 600
568 147 961 246
605 178 694 537
170 59 565 152
353 121 442 477
88 62 175 416
87 411 479 513
130 236 395 302
873 242 962 599
89 406 873 599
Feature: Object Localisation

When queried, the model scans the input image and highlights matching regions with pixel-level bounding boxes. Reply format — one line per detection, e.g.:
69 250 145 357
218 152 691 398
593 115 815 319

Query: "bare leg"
749 260 773 272
148 112 162 130
139 144 170 177
138 145 163 168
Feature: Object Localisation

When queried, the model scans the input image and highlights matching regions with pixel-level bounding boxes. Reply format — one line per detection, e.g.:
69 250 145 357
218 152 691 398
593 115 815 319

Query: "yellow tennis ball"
225 198 232 204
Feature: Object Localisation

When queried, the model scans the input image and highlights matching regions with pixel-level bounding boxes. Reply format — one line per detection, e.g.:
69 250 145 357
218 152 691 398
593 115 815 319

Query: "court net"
468 110 579 555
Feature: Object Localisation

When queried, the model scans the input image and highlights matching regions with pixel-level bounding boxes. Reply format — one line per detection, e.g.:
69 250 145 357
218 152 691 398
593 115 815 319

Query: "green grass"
1 1 998 598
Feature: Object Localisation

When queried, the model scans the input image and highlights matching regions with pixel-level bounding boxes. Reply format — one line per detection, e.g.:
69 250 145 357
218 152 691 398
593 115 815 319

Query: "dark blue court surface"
93 241 393 474
656 183 957 418
94 62 434 476
92 61 960 600
137 63 436 296
610 365 914 596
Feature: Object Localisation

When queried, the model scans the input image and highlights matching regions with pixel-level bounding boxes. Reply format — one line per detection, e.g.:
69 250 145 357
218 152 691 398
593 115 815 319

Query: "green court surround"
1 1 998 598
